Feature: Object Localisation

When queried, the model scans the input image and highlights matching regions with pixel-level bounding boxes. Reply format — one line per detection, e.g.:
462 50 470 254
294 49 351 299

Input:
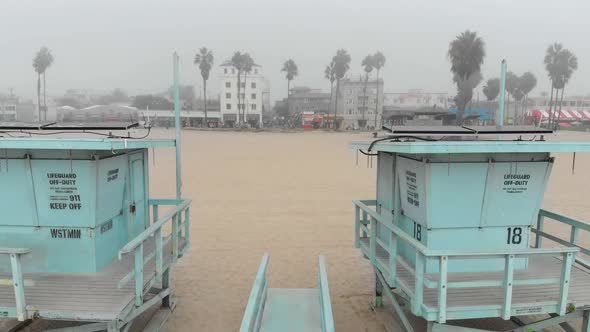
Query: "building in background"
287 87 331 116
57 104 139 122
336 76 384 129
219 62 269 127
0 95 36 121
384 89 449 110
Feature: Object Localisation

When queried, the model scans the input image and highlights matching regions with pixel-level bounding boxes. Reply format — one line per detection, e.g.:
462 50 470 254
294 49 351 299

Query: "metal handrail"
240 254 270 332
354 199 579 323
0 248 31 321
318 255 335 332
117 198 191 307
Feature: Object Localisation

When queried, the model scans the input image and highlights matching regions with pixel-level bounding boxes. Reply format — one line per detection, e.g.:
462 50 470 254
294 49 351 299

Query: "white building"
336 76 384 129
219 62 269 127
384 89 450 109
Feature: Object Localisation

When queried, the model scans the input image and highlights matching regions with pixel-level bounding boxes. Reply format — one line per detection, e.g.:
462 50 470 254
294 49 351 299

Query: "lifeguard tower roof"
351 126 590 154
0 121 175 150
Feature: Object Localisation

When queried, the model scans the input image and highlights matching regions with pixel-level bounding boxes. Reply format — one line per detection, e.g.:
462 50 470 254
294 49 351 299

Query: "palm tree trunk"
328 81 333 128
237 71 241 124
555 88 566 130
243 71 248 125
203 79 208 127
362 73 368 128
37 73 41 121
374 70 380 128
547 85 554 128
287 79 290 120
43 72 47 121
334 79 340 129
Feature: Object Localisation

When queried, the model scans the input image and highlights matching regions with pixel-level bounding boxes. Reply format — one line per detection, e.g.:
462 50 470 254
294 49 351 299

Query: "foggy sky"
2 0 589 104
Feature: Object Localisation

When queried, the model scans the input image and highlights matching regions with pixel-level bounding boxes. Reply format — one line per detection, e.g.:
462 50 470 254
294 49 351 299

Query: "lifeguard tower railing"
354 199 590 329
240 254 335 332
0 197 191 325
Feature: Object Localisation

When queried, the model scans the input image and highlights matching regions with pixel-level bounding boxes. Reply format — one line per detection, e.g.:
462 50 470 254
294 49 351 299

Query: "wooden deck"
360 238 590 312
0 236 185 322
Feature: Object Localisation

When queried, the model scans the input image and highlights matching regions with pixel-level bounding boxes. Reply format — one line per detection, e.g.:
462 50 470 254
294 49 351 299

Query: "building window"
240 93 245 99
226 93 231 99
225 82 231 88
251 93 256 99
226 104 231 110
254 69 258 74
251 104 257 110
232 68 235 74
224 68 228 74
241 82 246 88
251 82 256 89
4 105 16 111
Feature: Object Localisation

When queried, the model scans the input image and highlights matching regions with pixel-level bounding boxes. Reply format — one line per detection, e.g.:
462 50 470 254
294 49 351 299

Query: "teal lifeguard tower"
0 54 190 332
351 62 590 331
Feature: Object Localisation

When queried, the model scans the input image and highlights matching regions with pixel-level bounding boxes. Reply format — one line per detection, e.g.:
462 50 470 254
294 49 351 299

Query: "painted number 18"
507 227 522 244
413 222 422 241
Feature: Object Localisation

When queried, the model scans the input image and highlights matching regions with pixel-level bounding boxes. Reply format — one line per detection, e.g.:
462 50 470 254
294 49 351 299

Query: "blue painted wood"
260 289 321 332
350 141 590 154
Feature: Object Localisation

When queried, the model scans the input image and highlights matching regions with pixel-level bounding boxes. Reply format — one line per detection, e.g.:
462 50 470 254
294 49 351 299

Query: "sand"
9 129 590 331
151 129 590 331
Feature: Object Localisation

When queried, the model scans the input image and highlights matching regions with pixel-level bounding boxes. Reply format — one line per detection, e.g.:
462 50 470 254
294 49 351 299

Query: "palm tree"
448 30 486 125
360 54 374 128
544 43 563 128
32 47 54 121
553 49 578 128
505 71 519 123
241 54 254 124
332 49 351 129
482 78 500 101
281 59 298 117
194 47 214 126
324 61 336 124
230 52 246 124
372 52 386 128
518 72 537 124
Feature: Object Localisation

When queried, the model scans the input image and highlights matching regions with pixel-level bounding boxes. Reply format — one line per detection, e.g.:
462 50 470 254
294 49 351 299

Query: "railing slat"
355 206 360 248
438 256 448 323
502 255 515 320
240 254 270 332
319 255 335 332
558 252 575 315
9 254 26 321
413 253 425 315
134 243 144 306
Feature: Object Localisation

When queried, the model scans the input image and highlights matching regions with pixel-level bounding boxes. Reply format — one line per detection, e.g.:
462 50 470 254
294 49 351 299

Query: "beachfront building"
287 87 331 116
383 89 450 110
0 95 36 121
336 76 384 129
219 62 269 127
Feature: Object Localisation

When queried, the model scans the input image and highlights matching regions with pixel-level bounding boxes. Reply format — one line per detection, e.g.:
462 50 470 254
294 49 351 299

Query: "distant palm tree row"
448 30 578 127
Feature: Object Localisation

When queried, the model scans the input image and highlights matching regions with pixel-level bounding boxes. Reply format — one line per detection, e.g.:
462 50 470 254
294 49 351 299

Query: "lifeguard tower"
351 62 590 331
0 54 190 332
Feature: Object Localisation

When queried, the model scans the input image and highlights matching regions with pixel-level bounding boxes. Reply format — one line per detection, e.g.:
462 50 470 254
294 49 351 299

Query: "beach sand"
153 129 590 332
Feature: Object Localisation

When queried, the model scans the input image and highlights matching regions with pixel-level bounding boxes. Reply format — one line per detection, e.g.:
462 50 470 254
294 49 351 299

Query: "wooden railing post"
152 204 159 225
355 205 360 248
362 211 368 238
558 252 574 315
535 213 544 248
570 226 580 246
155 228 163 282
172 213 179 261
9 253 26 321
413 253 425 315
388 230 398 287
502 254 515 319
370 217 377 265
134 243 144 306
438 256 448 323
184 206 191 250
